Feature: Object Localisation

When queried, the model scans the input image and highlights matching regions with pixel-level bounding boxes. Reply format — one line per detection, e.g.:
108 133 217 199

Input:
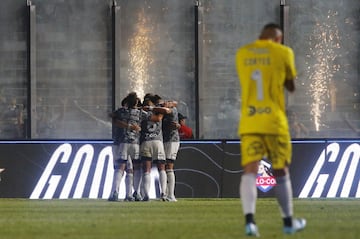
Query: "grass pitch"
0 198 359 239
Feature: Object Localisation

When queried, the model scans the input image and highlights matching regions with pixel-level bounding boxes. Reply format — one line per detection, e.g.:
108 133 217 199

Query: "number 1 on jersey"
251 69 263 101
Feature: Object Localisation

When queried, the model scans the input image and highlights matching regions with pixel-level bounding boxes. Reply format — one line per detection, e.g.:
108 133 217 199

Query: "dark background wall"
0 0 359 140
34 0 113 138
0 0 28 138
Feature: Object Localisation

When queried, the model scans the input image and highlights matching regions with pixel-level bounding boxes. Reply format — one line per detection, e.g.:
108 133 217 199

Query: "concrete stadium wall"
0 0 359 140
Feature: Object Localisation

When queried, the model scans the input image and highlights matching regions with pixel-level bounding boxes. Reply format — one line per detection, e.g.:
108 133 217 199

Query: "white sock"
275 174 293 218
240 173 257 215
125 173 133 197
133 169 142 194
166 169 175 198
143 172 151 197
112 169 124 194
158 170 167 196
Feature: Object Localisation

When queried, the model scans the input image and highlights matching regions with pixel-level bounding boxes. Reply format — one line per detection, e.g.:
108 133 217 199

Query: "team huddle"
108 92 180 202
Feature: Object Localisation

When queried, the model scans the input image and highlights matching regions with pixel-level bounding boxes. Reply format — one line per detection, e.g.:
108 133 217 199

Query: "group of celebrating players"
108 92 180 202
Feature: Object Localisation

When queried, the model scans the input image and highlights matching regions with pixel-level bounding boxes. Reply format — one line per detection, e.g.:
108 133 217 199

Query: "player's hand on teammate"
129 124 141 132
170 122 181 130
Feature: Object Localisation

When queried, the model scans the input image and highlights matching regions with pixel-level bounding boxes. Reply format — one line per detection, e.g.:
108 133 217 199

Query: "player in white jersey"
124 101 142 201
131 98 144 201
140 94 171 201
162 100 180 202
108 92 141 201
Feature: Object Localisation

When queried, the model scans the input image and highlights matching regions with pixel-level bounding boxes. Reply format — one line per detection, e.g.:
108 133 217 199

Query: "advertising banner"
0 140 359 199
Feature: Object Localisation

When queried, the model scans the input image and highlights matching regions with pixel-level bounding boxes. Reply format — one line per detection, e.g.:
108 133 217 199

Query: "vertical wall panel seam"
194 1 200 139
280 1 291 108
112 2 121 110
28 2 37 138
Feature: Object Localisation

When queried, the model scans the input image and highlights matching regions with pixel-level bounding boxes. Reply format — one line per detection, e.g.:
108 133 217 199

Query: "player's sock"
245 214 255 224
240 173 257 223
143 172 151 198
133 169 142 194
166 169 175 198
125 172 133 198
159 169 167 196
283 217 293 227
112 169 124 194
275 173 294 226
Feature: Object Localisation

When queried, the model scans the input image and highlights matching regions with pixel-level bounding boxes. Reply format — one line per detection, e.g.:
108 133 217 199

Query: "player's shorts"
112 143 140 162
164 141 180 160
240 134 291 170
140 140 166 161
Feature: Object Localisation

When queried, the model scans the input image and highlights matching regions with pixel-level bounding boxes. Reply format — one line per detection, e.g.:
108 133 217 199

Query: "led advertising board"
0 140 359 199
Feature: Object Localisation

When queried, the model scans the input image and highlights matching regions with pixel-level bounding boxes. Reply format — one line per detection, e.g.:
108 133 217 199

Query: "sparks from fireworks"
307 10 341 131
128 7 154 100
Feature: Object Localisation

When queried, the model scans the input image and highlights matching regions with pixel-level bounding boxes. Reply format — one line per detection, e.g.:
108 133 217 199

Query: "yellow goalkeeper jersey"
235 40 297 135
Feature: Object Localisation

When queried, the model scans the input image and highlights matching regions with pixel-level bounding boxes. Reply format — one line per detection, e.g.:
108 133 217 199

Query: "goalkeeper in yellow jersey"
235 23 306 237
